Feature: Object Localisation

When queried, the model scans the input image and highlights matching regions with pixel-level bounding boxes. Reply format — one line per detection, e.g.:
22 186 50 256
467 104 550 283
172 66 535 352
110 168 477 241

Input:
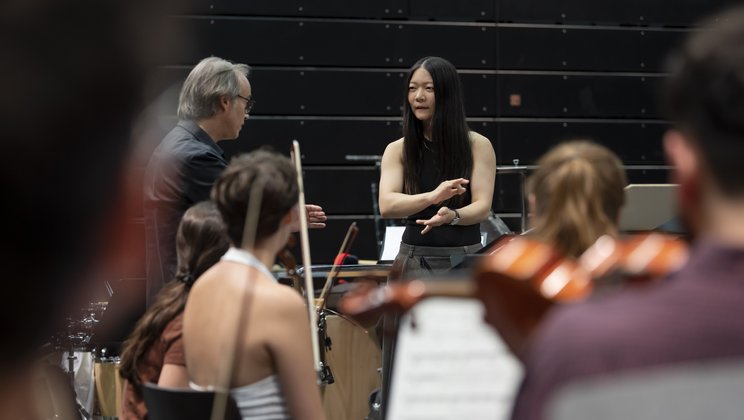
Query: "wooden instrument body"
339 233 689 361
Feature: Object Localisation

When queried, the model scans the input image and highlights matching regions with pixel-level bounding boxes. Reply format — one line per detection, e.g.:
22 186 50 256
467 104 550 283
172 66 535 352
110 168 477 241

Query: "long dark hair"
119 201 229 391
402 56 473 209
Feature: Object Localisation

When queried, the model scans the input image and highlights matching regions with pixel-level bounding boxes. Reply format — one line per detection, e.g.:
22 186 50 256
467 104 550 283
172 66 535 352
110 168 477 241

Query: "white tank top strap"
190 375 289 420
221 247 276 282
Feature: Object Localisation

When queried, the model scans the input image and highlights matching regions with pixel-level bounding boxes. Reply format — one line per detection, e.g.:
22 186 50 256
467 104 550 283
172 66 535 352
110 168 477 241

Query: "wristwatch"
449 209 461 226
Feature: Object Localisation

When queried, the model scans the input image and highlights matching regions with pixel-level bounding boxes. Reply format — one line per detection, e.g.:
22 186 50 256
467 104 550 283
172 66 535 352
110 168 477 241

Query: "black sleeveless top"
402 141 481 247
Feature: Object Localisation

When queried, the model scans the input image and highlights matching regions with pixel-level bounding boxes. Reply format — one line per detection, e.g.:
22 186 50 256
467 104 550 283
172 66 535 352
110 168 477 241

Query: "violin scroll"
276 234 303 293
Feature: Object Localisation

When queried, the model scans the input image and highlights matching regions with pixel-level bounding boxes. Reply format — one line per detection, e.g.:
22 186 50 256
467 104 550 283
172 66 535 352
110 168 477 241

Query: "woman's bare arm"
417 133 496 232
379 139 469 218
158 364 189 388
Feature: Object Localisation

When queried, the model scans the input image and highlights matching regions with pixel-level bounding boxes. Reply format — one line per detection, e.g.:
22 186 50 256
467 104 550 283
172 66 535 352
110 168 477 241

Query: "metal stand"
345 154 387 256
64 327 92 420
316 309 335 385
496 160 532 233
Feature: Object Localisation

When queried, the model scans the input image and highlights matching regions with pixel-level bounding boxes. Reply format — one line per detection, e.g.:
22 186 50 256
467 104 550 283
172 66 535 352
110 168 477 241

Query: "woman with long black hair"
379 56 496 276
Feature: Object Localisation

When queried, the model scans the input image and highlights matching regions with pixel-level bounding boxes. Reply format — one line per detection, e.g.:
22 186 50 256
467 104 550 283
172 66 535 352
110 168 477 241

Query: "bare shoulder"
381 137 405 166
384 137 404 155
468 131 492 147
257 282 307 319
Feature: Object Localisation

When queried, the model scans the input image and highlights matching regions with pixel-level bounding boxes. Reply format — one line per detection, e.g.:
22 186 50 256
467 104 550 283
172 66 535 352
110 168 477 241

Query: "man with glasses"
144 57 326 306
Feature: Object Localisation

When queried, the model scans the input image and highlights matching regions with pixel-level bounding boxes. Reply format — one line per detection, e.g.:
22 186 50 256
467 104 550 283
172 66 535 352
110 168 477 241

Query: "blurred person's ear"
664 129 702 236
664 130 699 185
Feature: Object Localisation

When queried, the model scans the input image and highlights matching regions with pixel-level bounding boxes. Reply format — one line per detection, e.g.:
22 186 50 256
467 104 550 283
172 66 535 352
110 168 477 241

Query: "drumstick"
291 141 322 378
317 222 358 310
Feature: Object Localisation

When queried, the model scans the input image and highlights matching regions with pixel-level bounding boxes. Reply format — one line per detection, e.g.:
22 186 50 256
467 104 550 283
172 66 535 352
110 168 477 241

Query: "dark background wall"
131 0 738 272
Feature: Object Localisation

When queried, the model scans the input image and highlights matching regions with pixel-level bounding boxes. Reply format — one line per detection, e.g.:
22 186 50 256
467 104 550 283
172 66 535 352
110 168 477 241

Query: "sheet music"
380 226 405 261
388 298 523 420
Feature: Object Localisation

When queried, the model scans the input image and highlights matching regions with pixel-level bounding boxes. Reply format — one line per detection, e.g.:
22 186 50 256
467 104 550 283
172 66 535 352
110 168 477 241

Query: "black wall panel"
299 168 379 214
175 0 738 25
304 218 379 263
248 69 402 115
174 0 408 19
493 121 667 164
221 118 400 165
498 26 685 72
168 17 496 69
494 172 526 213
497 0 740 26
168 17 684 72
497 74 662 118
409 0 496 21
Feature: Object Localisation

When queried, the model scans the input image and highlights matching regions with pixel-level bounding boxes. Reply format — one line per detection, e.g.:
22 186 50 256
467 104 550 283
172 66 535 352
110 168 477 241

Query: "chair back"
142 383 241 420
548 360 744 420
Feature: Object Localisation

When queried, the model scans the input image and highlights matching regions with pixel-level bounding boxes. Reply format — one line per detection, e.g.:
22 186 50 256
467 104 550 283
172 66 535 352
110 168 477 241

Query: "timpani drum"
321 312 381 420
94 356 122 418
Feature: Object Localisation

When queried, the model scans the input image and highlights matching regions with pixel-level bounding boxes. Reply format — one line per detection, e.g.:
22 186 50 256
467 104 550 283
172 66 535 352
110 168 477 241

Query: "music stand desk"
618 184 678 232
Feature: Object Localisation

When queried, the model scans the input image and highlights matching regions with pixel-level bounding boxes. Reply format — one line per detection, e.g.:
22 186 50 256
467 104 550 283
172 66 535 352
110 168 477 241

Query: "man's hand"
416 206 455 235
306 204 327 229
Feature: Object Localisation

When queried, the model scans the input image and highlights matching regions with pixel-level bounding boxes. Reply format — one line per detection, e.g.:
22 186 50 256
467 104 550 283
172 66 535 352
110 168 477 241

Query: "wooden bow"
291 140 322 379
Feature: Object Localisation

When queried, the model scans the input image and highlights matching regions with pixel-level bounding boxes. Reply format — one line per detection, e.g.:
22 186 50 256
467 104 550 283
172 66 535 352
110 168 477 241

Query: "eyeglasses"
236 95 255 114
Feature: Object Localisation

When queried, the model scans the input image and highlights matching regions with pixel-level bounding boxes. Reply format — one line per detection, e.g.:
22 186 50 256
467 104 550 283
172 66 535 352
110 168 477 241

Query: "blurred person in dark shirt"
512 6 744 420
0 0 172 416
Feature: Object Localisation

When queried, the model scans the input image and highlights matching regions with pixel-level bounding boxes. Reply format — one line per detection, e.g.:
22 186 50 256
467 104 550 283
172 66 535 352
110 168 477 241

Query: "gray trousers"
391 242 483 280
380 241 482 418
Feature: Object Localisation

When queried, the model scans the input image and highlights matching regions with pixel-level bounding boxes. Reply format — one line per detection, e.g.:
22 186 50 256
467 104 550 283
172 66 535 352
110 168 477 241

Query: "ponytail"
529 141 626 258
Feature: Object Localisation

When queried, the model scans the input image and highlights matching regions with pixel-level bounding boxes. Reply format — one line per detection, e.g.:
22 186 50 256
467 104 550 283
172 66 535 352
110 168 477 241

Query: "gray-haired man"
144 57 326 305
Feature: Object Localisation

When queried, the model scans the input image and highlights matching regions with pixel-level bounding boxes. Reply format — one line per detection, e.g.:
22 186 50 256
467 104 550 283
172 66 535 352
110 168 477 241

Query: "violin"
339 233 689 360
581 232 689 287
276 234 303 293
475 236 592 358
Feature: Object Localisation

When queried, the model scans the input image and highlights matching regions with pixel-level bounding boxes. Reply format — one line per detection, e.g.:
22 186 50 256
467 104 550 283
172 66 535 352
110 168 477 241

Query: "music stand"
618 184 678 232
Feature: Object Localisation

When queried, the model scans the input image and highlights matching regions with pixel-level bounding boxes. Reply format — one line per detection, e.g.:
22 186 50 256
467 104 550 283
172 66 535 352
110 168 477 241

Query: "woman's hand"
416 206 456 234
429 178 469 205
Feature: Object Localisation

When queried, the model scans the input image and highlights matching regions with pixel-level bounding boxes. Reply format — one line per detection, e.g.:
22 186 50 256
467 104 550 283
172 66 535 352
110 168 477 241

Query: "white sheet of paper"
379 226 487 261
388 298 523 420
380 226 406 261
